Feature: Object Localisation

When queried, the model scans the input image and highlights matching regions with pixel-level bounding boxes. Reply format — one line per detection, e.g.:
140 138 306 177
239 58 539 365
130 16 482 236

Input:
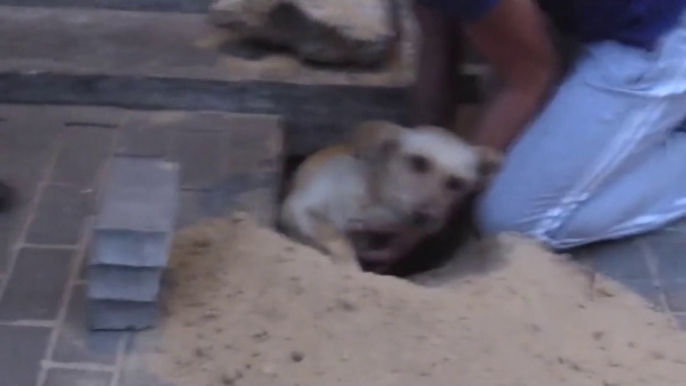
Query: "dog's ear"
475 146 502 185
351 121 404 163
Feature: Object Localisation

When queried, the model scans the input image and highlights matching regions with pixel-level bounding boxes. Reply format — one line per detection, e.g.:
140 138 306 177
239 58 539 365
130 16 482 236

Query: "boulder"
208 0 395 66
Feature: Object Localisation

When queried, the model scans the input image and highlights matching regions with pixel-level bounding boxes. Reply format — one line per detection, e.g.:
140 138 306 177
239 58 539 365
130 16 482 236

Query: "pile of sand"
146 214 686 386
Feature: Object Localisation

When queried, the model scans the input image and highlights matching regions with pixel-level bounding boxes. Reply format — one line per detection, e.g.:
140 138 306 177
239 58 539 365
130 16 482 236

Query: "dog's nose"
411 211 431 228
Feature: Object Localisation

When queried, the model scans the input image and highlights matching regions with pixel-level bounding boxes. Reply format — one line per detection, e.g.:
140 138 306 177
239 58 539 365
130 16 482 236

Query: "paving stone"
92 157 179 267
78 255 87 281
644 229 686 284
583 239 652 282
115 114 174 157
0 248 72 321
662 216 686 232
0 325 52 386
0 111 59 271
176 190 210 229
89 299 158 331
52 284 123 365
171 129 230 190
622 280 665 311
26 184 89 246
222 114 282 171
0 143 53 198
0 213 17 274
0 111 60 210
88 265 163 302
166 111 282 191
44 368 112 386
0 107 64 153
204 171 281 226
51 126 115 188
664 282 686 313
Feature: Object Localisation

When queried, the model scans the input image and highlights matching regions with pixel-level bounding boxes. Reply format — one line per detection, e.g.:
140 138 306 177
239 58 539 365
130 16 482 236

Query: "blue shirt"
418 0 686 50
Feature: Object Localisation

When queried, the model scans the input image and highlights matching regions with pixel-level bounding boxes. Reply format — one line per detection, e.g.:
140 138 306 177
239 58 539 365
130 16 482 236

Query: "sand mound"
147 214 686 386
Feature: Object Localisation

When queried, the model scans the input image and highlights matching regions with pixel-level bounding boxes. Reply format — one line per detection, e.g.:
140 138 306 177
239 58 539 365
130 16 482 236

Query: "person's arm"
465 0 559 152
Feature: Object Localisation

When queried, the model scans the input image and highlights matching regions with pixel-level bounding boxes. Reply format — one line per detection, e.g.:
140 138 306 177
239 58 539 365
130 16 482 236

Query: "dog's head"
352 121 501 233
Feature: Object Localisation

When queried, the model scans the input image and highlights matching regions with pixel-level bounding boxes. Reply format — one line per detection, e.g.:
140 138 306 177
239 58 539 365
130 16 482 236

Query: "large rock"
209 0 395 66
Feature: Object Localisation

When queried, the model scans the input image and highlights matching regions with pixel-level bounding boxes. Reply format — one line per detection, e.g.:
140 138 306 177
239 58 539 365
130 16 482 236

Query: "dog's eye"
407 154 430 174
445 176 466 191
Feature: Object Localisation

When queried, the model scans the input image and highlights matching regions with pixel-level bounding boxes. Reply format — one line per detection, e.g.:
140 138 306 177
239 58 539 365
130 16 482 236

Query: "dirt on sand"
145 213 686 386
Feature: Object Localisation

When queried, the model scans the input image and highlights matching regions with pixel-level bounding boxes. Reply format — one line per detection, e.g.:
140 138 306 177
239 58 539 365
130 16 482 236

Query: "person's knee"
474 185 538 238
475 187 613 251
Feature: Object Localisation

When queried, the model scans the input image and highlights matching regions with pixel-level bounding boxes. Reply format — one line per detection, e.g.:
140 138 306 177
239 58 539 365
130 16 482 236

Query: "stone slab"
90 157 179 267
89 299 158 331
91 230 171 268
92 157 179 272
88 265 163 302
96 157 179 232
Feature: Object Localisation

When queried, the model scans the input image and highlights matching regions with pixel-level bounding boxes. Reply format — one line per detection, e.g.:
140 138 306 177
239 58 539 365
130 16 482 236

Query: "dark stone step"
0 72 479 156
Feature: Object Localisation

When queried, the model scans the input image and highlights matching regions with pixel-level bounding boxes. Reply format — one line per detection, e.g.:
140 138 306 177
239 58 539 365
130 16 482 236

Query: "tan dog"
280 121 501 270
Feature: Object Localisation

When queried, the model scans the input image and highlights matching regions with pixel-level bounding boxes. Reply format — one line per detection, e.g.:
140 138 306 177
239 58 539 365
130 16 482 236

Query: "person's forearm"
461 0 559 152
470 75 555 152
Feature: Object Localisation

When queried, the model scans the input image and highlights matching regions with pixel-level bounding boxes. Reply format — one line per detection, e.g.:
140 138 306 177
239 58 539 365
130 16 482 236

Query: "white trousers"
476 11 686 251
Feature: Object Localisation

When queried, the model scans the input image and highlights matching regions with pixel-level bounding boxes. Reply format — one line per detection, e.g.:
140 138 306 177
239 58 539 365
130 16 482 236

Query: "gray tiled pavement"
574 224 686 326
0 104 281 386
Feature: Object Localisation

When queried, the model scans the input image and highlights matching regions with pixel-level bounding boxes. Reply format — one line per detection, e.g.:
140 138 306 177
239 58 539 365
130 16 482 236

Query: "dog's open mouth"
350 230 395 253
367 231 395 251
